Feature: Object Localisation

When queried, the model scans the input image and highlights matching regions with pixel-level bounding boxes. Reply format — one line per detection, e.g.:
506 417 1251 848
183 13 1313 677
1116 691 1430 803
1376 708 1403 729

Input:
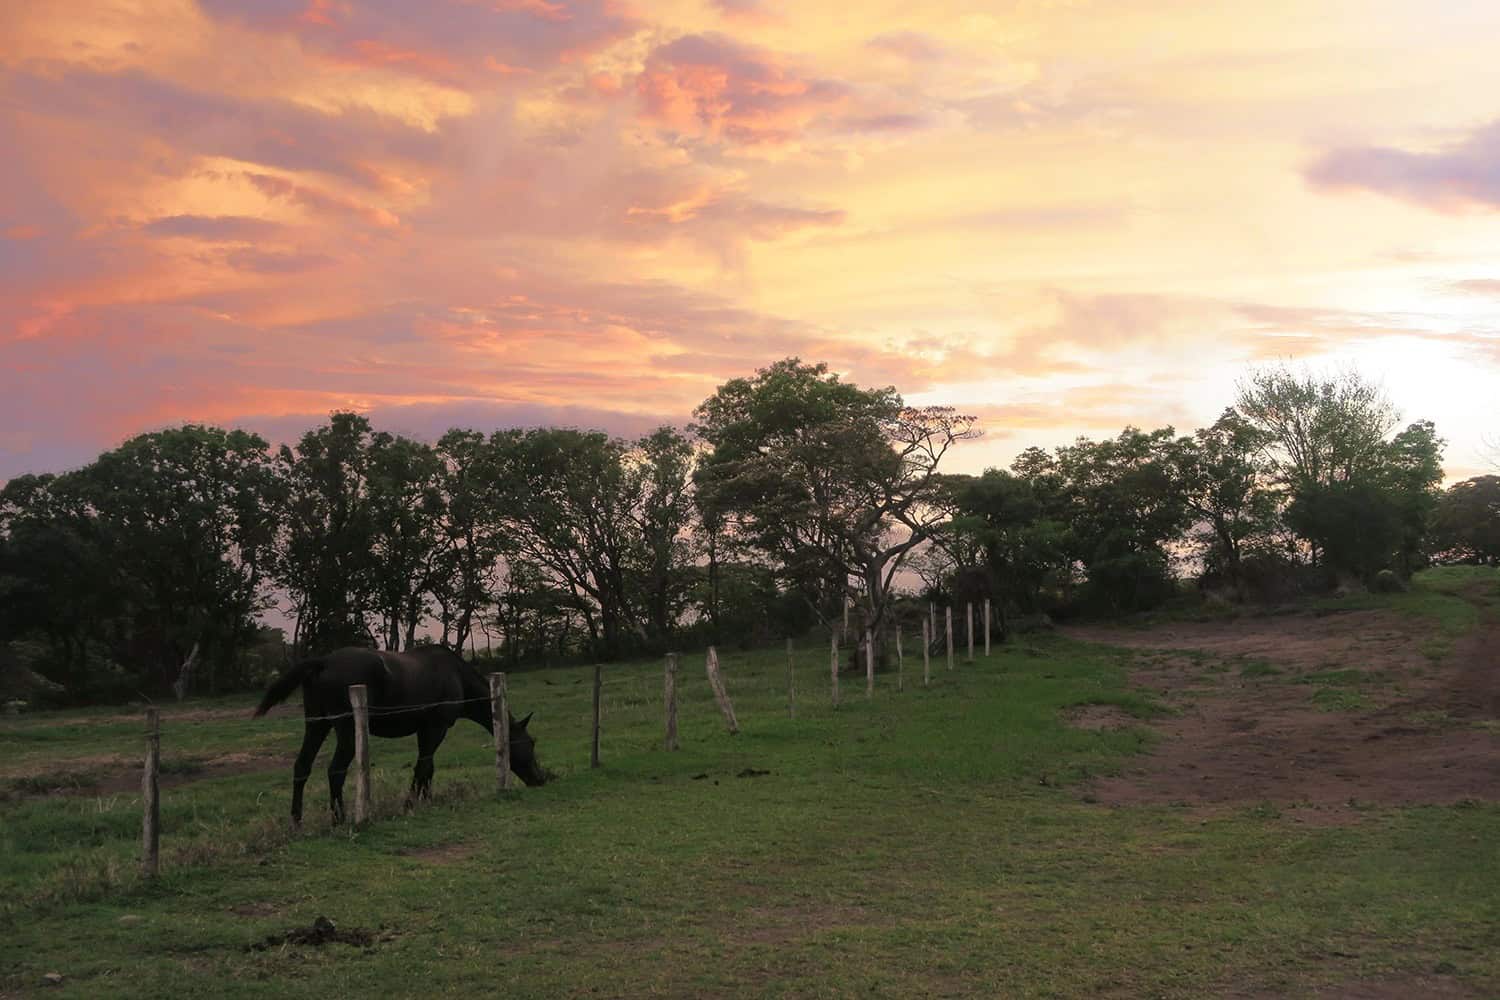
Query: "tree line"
1 358 1492 703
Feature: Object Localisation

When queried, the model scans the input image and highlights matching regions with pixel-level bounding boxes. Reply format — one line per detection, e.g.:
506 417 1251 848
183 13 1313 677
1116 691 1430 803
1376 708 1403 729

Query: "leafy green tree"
275 412 380 654
693 359 978 657
1235 365 1398 491
627 427 697 649
0 473 120 692
1433 475 1500 564
81 426 281 694
1382 420 1445 575
366 432 445 651
1237 367 1442 578
1053 427 1189 612
433 429 511 654
1168 410 1280 584
946 468 1073 614
492 428 642 660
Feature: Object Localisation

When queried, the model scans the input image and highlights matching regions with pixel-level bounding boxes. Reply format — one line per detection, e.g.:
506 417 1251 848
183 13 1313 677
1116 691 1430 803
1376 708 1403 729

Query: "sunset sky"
3 0 1499 481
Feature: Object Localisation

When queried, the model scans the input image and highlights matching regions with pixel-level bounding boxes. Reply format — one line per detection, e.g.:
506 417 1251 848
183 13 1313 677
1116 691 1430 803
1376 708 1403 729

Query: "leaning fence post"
829 634 840 707
922 618 931 686
865 629 874 699
786 638 796 718
142 707 160 878
664 653 679 750
896 626 904 692
946 607 955 670
984 599 992 656
705 646 740 734
349 684 372 825
490 673 511 792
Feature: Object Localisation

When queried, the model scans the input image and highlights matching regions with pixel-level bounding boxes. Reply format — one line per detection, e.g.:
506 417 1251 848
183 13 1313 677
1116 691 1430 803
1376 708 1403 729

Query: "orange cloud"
4 0 1500 485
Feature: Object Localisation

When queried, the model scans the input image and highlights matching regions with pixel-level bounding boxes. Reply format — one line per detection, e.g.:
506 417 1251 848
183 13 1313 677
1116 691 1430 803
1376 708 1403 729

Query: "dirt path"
1068 598 1500 823
1 750 286 802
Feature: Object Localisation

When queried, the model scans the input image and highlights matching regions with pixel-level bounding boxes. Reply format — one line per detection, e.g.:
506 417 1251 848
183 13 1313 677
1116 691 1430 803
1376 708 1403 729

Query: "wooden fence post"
664 653 679 751
922 618 931 686
865 629 874 699
829 634 840 707
591 661 602 769
142 707 160 879
984 599 992 657
896 626 904 692
786 638 796 718
945 607 955 670
349 684 372 825
928 602 936 655
967 602 974 662
842 597 849 645
705 647 740 734
490 673 510 792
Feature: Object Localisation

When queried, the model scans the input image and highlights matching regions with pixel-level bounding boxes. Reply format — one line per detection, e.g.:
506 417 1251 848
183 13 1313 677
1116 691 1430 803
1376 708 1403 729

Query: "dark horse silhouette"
254 645 547 825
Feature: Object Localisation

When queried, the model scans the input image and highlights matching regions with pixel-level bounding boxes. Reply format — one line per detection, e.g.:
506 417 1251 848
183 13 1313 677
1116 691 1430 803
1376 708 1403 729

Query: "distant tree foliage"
0 358 1460 703
1432 476 1500 565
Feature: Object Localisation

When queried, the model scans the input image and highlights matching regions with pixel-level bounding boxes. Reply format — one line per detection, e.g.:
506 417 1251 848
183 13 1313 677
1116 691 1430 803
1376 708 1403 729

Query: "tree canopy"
0 358 1461 704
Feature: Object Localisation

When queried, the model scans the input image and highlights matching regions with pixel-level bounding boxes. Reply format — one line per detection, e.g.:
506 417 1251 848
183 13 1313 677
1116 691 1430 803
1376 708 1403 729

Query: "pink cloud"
1307 118 1500 212
636 33 851 146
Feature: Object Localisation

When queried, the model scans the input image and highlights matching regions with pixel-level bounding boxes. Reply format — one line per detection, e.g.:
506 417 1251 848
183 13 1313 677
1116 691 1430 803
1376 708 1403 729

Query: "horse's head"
508 712 548 786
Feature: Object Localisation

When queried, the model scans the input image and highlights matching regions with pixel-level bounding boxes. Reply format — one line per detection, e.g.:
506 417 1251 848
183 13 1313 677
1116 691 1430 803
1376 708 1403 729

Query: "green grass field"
2 597 1498 997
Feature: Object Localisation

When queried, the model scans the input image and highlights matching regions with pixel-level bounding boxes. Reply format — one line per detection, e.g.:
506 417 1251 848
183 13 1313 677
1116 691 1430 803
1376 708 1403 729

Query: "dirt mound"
1069 603 1500 820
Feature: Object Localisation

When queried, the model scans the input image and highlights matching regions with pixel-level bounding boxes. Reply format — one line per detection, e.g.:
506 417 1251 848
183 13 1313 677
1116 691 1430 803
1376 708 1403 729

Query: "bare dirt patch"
1064 705 1139 731
2 750 284 802
1069 602 1500 818
396 841 480 865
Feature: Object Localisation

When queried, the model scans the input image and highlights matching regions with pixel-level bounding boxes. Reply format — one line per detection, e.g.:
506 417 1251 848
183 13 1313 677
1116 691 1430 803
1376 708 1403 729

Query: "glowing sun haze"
4 0 1500 479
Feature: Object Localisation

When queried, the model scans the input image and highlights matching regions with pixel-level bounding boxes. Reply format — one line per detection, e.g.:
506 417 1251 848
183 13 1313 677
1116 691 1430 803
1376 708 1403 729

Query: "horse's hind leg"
291 718 332 826
327 720 355 824
411 725 448 803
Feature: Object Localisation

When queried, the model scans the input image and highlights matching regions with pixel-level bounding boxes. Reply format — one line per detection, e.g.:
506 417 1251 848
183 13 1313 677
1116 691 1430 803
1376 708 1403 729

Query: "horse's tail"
253 657 322 718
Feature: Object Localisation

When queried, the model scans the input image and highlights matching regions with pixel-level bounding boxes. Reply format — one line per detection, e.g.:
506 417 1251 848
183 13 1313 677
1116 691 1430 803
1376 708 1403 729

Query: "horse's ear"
517 712 533 729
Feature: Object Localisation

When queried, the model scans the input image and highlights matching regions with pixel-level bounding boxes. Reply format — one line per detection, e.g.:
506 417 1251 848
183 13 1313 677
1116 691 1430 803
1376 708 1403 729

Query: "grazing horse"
254 645 547 825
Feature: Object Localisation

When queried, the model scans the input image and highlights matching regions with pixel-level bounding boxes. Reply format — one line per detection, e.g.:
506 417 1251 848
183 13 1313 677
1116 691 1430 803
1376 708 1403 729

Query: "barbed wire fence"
129 600 998 879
